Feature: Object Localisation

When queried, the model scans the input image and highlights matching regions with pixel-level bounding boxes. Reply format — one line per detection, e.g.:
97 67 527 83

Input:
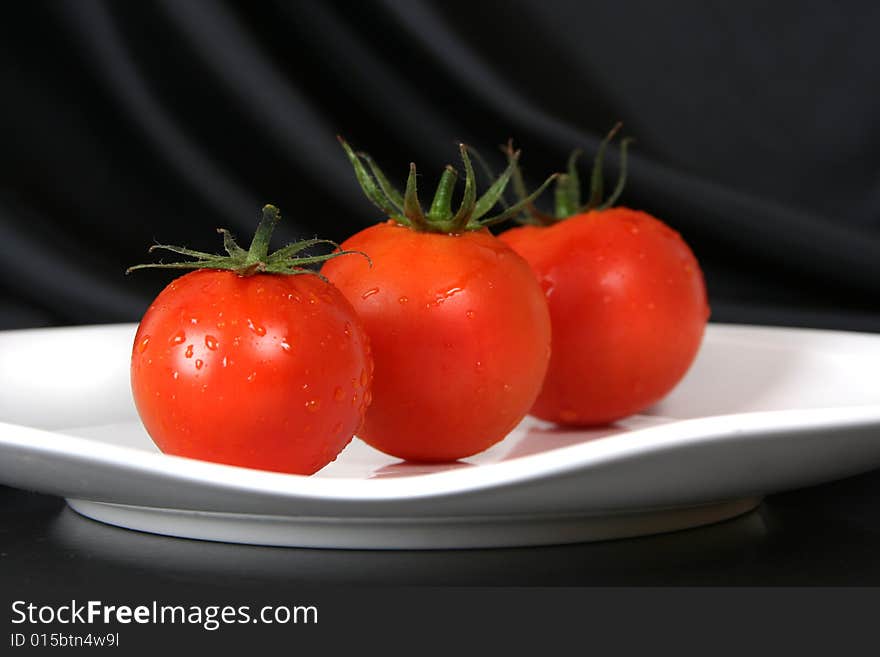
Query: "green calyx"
339 136 557 234
509 123 634 226
127 204 369 279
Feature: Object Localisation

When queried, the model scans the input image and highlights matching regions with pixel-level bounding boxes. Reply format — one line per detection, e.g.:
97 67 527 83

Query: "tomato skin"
130 270 372 474
500 208 710 425
321 222 552 462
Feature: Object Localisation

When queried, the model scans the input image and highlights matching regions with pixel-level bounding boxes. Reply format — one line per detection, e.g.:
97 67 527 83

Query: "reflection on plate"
0 323 878 548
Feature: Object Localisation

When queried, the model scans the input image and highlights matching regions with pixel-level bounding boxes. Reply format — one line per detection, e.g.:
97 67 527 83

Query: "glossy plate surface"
0 323 877 548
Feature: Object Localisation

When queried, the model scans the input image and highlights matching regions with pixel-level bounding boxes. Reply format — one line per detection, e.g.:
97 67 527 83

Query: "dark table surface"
3 466 880 590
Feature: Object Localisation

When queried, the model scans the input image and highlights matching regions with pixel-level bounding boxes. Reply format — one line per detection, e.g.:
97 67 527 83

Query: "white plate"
0 323 878 549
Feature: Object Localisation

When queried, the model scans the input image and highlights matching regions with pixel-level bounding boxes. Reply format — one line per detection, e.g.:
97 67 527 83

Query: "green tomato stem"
127 204 368 277
428 166 458 223
340 136 555 233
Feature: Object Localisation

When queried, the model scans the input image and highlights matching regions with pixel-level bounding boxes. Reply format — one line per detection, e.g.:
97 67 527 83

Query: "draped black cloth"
1 0 878 330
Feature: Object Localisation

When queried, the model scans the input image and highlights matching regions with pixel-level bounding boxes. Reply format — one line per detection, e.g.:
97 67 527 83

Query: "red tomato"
500 207 709 425
129 205 372 474
322 222 551 462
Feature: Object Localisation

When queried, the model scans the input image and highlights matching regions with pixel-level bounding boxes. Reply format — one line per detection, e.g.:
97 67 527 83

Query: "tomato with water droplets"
131 270 371 474
129 205 372 475
501 209 708 425
499 127 709 425
326 140 555 461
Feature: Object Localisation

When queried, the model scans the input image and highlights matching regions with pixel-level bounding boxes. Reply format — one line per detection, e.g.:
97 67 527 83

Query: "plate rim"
65 496 765 549
2 403 878 503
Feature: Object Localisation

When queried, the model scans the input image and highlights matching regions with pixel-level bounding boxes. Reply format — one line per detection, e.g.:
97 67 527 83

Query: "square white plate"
0 323 878 548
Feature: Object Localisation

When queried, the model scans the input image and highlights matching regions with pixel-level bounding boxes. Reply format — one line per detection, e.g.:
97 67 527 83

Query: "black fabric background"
1 0 878 331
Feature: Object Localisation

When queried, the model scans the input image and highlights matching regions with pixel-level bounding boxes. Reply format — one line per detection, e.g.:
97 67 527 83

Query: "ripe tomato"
129 205 372 474
323 223 550 461
500 127 709 425
501 209 708 425
323 140 554 461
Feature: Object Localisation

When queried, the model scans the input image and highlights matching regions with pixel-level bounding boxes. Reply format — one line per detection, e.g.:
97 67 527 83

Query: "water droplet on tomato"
287 292 302 303
363 389 372 407
302 383 310 391
137 336 151 353
205 335 218 350
190 317 199 325
305 399 320 413
280 339 292 353
232 336 241 347
221 356 228 368
361 287 379 299
169 331 185 345
503 383 512 392
465 310 475 319
246 318 266 336
475 360 484 372
360 368 369 388
334 386 345 401
434 288 462 305
398 296 409 304
195 358 204 370
172 371 179 380
246 371 257 383
184 345 194 358
343 322 352 337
